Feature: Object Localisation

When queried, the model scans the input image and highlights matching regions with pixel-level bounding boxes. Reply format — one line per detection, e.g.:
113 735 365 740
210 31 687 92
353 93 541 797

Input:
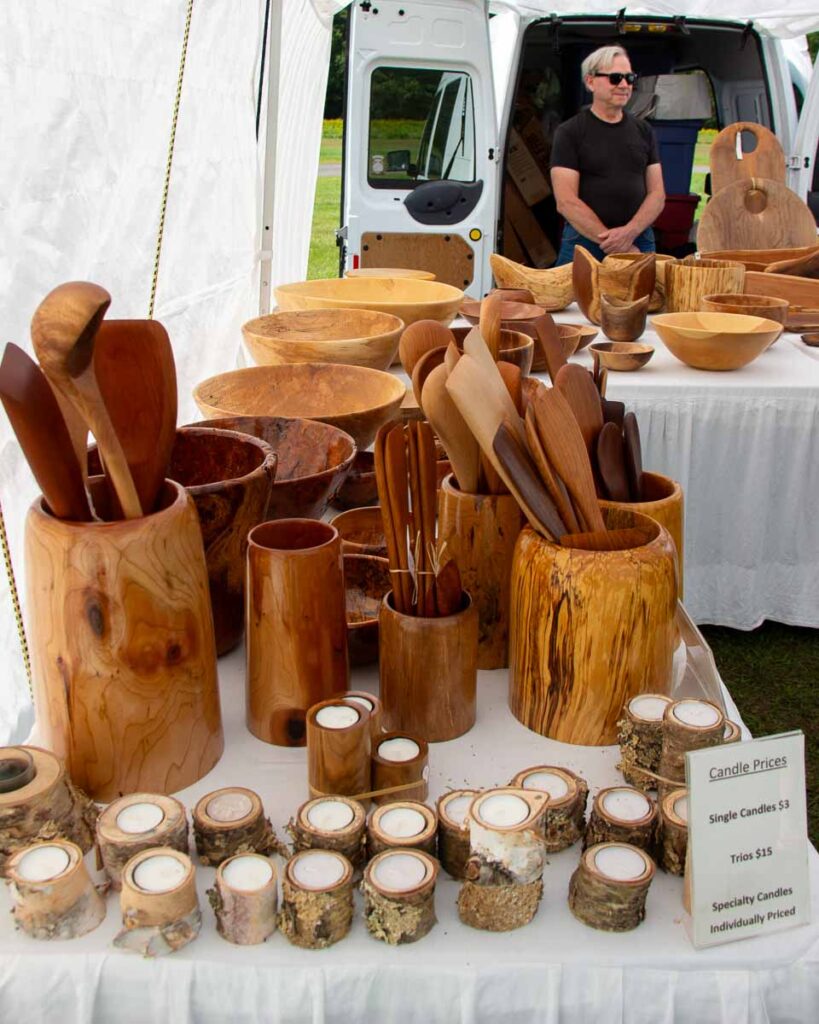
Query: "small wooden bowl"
345 268 436 280
652 312 782 370
574 325 599 351
447 326 534 376
242 309 403 371
589 341 655 372
193 363 406 450
333 451 378 510
554 323 583 358
331 506 387 558
344 553 391 666
801 332 819 347
275 277 463 327
701 293 788 326
460 299 547 325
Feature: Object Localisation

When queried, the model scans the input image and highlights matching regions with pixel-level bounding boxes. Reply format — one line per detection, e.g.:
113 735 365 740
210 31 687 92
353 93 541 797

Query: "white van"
340 0 819 296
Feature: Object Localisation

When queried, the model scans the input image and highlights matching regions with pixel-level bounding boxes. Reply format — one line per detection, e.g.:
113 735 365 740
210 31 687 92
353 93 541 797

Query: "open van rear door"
790 54 819 223
342 0 498 296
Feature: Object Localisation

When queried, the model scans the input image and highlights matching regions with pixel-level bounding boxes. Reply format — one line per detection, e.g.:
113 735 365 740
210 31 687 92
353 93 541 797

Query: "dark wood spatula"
623 412 644 502
492 420 566 540
596 421 631 502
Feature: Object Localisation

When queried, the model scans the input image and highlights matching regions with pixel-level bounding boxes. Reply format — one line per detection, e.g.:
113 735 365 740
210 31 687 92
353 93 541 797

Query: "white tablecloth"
1 649 817 1023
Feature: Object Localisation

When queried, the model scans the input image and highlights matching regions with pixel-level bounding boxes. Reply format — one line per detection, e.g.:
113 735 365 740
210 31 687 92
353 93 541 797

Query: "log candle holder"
307 698 371 800
367 801 437 858
6 839 105 940
208 853 277 945
115 847 201 956
510 765 588 852
584 786 658 856
288 796 367 872
568 842 655 932
0 747 35 793
372 733 429 805
436 789 478 879
723 720 741 744
616 695 673 790
362 849 439 945
659 788 688 876
97 793 188 889
193 787 280 866
658 699 725 794
341 691 384 739
279 849 354 949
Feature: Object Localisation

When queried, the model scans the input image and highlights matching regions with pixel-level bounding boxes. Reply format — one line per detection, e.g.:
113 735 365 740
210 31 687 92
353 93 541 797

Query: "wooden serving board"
709 122 785 196
744 271 819 309
698 178 818 252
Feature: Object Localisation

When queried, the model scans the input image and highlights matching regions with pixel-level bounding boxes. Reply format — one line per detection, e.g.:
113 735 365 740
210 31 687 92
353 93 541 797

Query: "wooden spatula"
602 399 626 428
411 345 446 408
479 292 503 360
623 412 644 502
596 421 630 502
533 315 567 383
554 363 604 462
421 363 480 493
523 406 580 533
492 421 566 540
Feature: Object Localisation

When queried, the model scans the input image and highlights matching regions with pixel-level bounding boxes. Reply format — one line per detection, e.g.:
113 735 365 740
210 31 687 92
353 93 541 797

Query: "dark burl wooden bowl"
344 553 391 666
330 506 387 558
333 450 377 510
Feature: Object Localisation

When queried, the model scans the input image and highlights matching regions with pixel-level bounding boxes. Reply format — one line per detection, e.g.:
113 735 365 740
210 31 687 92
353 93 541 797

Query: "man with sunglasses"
550 46 665 264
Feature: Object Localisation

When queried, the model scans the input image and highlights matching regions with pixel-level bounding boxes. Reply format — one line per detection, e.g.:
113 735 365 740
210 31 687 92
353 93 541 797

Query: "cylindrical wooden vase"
193 787 280 866
569 842 655 932
659 788 688 876
342 691 384 740
246 519 349 746
658 699 725 793
171 427 277 655
584 786 658 855
664 258 745 312
97 793 188 889
437 474 523 669
367 801 437 858
617 694 673 790
509 509 677 745
379 591 477 742
6 840 105 940
279 849 354 949
25 480 223 801
510 765 588 852
362 849 439 945
307 699 371 800
208 853 277 945
436 789 478 879
115 847 201 956
0 746 96 874
372 733 429 805
288 796 367 872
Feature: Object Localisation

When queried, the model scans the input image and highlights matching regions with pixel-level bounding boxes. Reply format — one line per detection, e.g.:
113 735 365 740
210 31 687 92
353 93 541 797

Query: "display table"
1 649 817 1023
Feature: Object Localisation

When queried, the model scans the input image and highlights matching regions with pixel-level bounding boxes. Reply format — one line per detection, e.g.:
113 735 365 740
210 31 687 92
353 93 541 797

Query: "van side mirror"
386 149 411 172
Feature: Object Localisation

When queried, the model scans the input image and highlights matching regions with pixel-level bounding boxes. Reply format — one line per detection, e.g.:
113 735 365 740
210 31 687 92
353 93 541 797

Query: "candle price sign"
686 731 810 948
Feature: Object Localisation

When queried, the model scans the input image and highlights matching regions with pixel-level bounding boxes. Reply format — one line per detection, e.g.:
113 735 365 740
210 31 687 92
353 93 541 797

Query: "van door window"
368 67 476 189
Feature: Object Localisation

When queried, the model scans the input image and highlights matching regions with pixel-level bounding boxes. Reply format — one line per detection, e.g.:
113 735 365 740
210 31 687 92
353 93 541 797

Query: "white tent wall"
0 1 265 743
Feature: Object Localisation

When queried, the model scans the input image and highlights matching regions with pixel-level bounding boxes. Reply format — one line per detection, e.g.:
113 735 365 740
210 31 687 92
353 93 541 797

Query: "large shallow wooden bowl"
701 293 788 326
346 267 435 280
193 363 406 450
343 553 391 666
652 312 782 370
274 278 463 327
184 415 356 520
242 309 403 371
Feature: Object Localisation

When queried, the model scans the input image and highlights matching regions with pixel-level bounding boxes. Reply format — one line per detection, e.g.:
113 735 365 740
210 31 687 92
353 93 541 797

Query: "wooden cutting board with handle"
698 177 818 252
709 122 785 196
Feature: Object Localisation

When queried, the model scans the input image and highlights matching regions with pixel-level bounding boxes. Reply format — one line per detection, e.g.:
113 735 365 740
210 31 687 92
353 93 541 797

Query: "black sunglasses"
593 72 638 86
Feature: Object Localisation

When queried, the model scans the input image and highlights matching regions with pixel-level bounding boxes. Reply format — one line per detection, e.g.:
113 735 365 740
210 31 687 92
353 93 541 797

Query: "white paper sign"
686 731 810 949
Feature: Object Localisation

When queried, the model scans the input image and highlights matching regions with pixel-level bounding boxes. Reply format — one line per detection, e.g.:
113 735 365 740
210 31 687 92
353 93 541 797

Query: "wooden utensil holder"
246 519 349 746
379 591 478 742
25 480 223 802
509 508 677 746
437 474 523 670
664 258 745 313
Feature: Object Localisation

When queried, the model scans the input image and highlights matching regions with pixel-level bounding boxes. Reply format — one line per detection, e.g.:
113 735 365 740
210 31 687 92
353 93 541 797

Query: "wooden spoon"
554 363 604 462
411 345 447 408
602 399 625 428
622 412 644 502
533 314 567 383
421 363 480 493
31 281 143 519
385 425 413 613
497 361 522 414
596 421 630 502
0 343 92 521
492 421 566 540
444 341 461 374
523 406 580 533
398 320 454 376
479 292 503 360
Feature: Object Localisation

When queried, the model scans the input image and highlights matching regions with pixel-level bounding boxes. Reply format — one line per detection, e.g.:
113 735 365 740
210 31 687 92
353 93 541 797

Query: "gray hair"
581 46 630 82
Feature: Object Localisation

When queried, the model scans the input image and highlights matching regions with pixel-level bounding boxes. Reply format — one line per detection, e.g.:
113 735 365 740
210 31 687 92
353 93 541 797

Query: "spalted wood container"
25 480 223 801
509 508 677 746
437 474 523 670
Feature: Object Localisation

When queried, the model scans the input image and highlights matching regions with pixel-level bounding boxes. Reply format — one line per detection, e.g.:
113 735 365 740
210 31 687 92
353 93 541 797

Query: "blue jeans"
555 225 656 266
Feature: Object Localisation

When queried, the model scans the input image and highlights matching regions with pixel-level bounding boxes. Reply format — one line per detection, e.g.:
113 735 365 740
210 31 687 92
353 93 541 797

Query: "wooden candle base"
658 700 725 795
723 720 741 744
115 847 201 956
436 790 478 879
341 691 384 740
279 850 354 949
371 733 429 805
208 853 277 945
457 878 543 932
510 766 588 852
288 797 367 872
583 787 658 856
659 789 688 876
569 843 655 932
97 793 188 889
616 695 673 790
367 802 437 858
193 787 284 866
362 849 438 944
307 698 371 800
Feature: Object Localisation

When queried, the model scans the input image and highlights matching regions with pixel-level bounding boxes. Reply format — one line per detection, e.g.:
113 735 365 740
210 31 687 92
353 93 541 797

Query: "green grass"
320 138 342 164
307 175 342 280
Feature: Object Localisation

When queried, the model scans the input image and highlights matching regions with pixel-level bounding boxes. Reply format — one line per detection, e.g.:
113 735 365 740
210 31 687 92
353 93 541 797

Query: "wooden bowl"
460 299 547 325
330 506 387 558
554 323 583 358
333 450 378 510
573 325 599 351
447 326 534 375
346 267 436 280
242 309 403 371
489 287 535 304
652 312 782 370
589 341 655 372
701 293 788 326
274 278 463 327
801 332 819 347
186 415 356 520
344 553 391 666
193 363 406 450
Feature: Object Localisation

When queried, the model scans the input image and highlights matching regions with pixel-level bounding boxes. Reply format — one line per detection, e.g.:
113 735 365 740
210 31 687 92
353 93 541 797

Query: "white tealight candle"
207 791 253 822
306 799 355 832
601 788 651 822
523 770 569 800
477 793 530 828
673 795 689 822
291 851 346 891
594 845 647 882
17 844 70 882
345 695 373 713
372 852 428 892
133 854 187 893
378 737 420 763
379 807 426 839
672 700 720 728
443 794 473 827
629 695 671 721
315 704 360 730
222 855 274 892
116 801 165 835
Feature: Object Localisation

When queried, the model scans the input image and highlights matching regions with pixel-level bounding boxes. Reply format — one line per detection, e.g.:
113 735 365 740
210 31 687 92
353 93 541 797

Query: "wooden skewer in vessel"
371 732 429 805
458 787 548 931
6 839 105 940
0 746 96 874
288 796 367 872
96 793 188 889
362 849 439 945
367 801 437 858
307 698 371 801
436 789 478 879
659 788 688 876
193 787 281 866
658 699 725 794
510 765 588 852
584 786 658 856
279 849 354 949
208 853 277 945
569 842 655 932
115 847 201 956
616 694 673 790
723 720 741 744
341 690 384 740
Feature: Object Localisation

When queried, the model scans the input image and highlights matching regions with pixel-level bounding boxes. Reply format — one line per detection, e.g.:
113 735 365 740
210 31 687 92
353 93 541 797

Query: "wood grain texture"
700 293 788 324
372 732 429 805
709 122 785 195
702 245 819 270
698 178 817 252
743 270 819 307
307 699 371 799
664 258 745 313
508 510 677 746
25 481 223 800
573 249 655 325
599 294 650 343
489 254 574 310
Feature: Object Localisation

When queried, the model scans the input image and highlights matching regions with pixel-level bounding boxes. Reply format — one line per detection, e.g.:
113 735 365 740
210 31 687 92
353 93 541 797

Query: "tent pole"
258 0 282 316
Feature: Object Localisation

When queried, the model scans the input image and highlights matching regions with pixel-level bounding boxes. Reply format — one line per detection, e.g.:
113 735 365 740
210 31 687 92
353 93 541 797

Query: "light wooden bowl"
589 341 655 372
274 278 463 327
193 363 406 450
701 293 788 326
574 325 599 351
652 312 782 370
448 326 534 376
460 299 547 325
346 267 435 280
242 309 403 371
554 323 583 358
343 553 391 667
330 506 387 558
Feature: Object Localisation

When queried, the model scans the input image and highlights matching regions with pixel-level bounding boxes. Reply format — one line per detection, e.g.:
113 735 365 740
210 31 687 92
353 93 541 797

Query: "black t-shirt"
550 108 660 228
